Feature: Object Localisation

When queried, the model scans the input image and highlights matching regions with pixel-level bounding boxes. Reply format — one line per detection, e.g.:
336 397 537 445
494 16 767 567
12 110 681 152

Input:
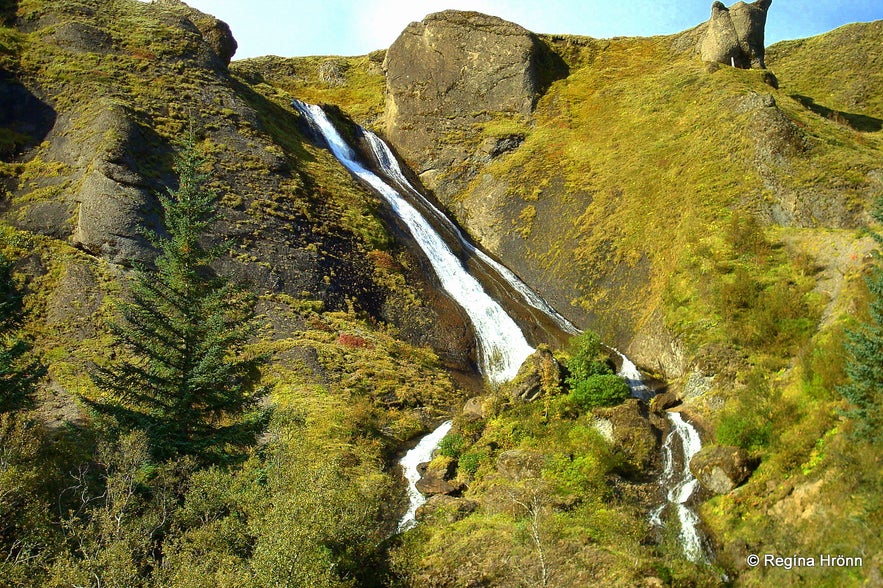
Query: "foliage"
839 198 883 444
437 432 466 459
715 370 779 451
564 330 612 384
568 374 631 410
0 254 43 413
90 140 268 463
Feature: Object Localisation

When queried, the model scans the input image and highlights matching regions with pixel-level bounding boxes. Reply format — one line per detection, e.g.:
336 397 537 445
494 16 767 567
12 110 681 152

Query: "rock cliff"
383 10 565 199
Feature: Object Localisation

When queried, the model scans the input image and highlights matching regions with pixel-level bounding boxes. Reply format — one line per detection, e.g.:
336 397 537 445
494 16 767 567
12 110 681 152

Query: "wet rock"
508 345 563 402
496 449 545 481
650 391 681 413
416 494 478 523
690 444 758 494
699 0 771 69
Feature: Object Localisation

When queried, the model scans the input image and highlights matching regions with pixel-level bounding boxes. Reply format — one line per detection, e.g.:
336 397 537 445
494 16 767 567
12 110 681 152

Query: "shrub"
458 450 487 476
565 330 613 385
437 433 466 459
569 375 631 409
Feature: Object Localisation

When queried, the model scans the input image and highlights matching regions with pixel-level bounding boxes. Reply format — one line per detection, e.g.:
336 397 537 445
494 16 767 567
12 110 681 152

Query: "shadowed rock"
699 0 771 68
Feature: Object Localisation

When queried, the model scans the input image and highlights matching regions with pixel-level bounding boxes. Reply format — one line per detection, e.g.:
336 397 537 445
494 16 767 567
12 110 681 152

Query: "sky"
174 0 883 60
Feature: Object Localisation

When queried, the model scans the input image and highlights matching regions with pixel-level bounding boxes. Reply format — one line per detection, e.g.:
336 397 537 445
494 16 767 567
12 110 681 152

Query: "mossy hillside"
231 52 387 126
766 21 883 128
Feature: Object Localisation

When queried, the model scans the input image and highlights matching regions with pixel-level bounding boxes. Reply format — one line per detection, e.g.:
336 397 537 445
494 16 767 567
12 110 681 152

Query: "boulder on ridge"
383 10 566 196
699 0 771 68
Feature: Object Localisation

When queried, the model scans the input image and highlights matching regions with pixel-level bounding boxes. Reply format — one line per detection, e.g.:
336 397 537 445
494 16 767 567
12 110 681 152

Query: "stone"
383 10 565 196
496 449 545 481
690 444 758 494
597 399 662 472
699 0 771 69
416 457 464 496
508 345 563 402
650 391 681 413
416 494 478 523
462 396 485 421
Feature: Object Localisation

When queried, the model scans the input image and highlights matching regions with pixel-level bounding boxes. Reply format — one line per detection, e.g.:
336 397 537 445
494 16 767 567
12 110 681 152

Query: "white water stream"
649 412 707 562
293 100 533 384
292 101 707 555
397 420 453 532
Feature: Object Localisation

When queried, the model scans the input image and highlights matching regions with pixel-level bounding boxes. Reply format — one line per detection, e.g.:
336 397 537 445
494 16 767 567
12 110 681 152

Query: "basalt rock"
699 0 771 68
690 444 758 494
383 10 566 197
416 494 478 523
508 345 563 402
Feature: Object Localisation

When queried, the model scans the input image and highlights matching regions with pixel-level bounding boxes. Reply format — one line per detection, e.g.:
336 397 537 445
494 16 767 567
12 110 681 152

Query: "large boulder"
383 10 565 197
690 444 758 494
699 0 771 68
508 345 563 402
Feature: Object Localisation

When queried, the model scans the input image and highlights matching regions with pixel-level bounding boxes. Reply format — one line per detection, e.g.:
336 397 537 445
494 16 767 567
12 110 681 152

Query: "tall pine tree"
91 139 268 462
0 254 42 412
839 196 883 444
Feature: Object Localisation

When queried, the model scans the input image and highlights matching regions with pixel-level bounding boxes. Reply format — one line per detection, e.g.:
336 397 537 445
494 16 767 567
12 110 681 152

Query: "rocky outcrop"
383 10 565 197
416 457 464 496
597 400 664 473
507 345 563 402
416 494 478 523
690 444 758 494
699 0 771 68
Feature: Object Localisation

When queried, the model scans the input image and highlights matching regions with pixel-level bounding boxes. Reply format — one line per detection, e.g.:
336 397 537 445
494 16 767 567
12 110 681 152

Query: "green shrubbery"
564 331 630 410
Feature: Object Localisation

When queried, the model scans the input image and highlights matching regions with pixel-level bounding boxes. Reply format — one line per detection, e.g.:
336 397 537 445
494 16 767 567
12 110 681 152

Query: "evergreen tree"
91 140 268 462
0 254 42 412
839 197 883 444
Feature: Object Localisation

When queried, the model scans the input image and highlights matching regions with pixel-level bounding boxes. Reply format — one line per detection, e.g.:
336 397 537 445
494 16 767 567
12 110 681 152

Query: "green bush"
569 375 631 409
437 433 466 459
565 330 613 385
458 450 487 476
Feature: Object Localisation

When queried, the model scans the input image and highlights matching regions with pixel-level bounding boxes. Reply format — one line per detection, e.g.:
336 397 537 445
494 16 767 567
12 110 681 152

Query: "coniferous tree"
839 197 883 444
91 140 268 462
0 254 42 412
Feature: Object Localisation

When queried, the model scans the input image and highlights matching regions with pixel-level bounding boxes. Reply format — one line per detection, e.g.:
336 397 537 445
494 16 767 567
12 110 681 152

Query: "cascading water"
649 412 707 562
291 101 708 553
397 420 453 532
292 100 533 384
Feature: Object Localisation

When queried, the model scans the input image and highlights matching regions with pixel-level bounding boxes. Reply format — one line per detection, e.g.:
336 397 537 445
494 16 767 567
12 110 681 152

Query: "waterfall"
397 420 454 532
615 351 652 400
650 412 707 562
362 131 579 337
292 100 533 384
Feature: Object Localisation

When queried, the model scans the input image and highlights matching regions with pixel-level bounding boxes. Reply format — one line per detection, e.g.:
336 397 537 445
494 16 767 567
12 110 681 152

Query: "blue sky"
177 0 883 60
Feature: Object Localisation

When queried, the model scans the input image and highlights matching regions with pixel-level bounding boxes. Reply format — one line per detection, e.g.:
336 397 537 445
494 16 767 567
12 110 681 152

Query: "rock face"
690 445 758 494
699 0 771 68
383 10 565 197
508 346 563 402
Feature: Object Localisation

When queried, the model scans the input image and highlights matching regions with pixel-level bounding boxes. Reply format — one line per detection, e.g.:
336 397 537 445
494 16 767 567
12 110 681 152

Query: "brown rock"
383 10 565 197
690 444 758 494
650 391 681 413
508 346 563 402
416 494 478 523
699 0 771 69
496 449 545 481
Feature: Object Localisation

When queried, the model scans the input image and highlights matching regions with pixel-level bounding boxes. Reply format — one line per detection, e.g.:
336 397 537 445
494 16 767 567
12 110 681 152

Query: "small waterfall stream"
398 420 453 532
292 101 708 553
649 412 708 562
